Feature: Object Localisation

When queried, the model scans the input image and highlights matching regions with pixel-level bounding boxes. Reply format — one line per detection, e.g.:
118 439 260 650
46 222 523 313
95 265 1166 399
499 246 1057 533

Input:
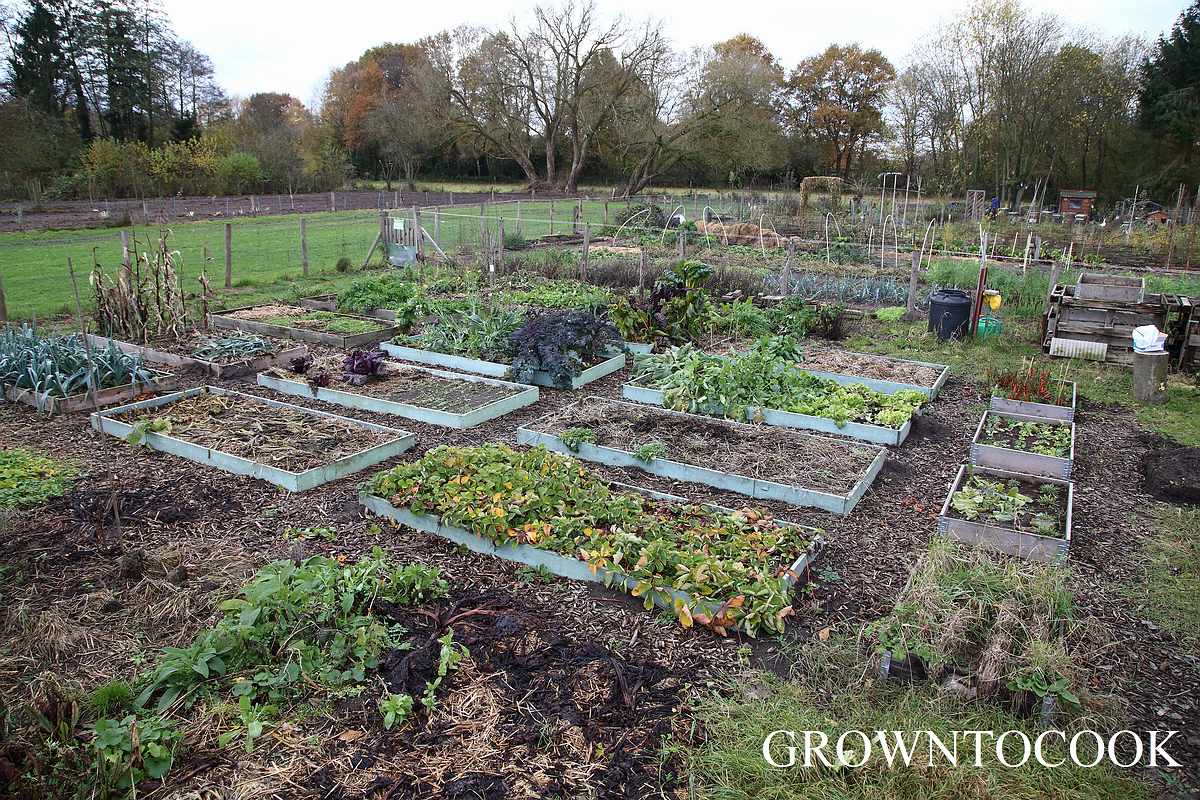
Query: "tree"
1139 1 1199 169
8 1 65 115
786 43 895 180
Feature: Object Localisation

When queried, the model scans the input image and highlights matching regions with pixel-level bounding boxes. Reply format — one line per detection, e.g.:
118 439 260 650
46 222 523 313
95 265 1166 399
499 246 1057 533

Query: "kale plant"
342 349 386 386
508 312 620 388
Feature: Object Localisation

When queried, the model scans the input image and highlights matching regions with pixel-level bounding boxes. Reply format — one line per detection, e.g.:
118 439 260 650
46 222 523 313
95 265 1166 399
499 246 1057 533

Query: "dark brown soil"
530 396 879 494
118 389 400 471
285 355 523 413
1140 433 1200 505
798 346 943 386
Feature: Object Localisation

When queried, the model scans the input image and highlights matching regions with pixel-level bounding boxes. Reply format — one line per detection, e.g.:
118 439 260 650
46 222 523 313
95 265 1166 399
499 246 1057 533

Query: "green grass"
845 318 1200 446
1123 505 1200 649
684 636 1148 800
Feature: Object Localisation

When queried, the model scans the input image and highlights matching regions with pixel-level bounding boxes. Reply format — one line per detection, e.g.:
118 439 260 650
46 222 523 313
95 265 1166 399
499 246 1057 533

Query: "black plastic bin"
928 289 972 340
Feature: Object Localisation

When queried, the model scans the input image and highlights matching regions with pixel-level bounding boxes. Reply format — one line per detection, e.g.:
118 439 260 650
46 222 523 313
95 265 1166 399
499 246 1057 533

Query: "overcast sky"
162 0 1188 107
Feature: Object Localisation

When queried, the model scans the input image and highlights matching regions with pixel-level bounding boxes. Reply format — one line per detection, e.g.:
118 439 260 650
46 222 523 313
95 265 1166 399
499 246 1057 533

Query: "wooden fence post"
516 200 522 232
638 247 646 299
224 223 232 289
572 202 581 235
549 201 555 235
0 273 7 323
905 249 920 319
433 208 440 243
329 191 335 212
581 223 590 280
413 207 423 260
497 219 505 272
1033 235 1042 261
300 218 309 276
783 239 794 295
603 201 609 228
677 227 685 259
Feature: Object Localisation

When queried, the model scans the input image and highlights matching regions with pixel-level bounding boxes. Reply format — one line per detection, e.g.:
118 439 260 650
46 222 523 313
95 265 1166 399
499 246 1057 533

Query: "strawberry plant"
366 445 812 636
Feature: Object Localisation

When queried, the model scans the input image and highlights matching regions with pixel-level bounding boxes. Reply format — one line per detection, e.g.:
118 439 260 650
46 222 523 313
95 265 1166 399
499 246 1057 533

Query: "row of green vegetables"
630 339 928 430
366 444 813 637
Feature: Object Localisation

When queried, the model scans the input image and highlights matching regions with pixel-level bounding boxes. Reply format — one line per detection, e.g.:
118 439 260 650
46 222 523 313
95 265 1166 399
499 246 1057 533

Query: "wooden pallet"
1043 285 1182 367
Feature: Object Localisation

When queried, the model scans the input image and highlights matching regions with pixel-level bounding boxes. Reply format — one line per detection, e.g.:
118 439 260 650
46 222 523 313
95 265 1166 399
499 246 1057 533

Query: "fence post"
329 191 335 212
677 227 685 259
300 218 309 276
603 201 608 228
572 202 581 235
905 249 920 319
1033 235 1042 261
224 223 233 289
549 201 555 235
581 223 590 281
433 208 441 243
497 218 505 272
0 273 7 323
413 207 423 260
783 238 794 295
638 247 646 299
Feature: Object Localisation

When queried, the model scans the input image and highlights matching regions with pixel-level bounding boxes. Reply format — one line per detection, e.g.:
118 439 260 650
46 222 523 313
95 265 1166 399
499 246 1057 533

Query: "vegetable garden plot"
989 367 1077 422
85 332 307 380
384 341 625 388
624 344 926 446
257 357 538 428
517 397 885 514
970 411 1075 480
297 293 397 322
209 304 398 349
938 464 1073 563
1 325 177 414
362 444 823 636
92 386 415 492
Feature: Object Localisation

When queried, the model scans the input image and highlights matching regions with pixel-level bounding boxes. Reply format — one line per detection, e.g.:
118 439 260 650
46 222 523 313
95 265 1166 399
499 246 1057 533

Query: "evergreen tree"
1139 1 1199 163
8 1 66 115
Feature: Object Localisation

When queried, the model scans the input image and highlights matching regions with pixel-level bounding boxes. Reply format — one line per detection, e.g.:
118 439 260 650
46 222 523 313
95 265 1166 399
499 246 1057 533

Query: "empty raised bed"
209 304 397 349
86 332 306 379
257 355 538 428
361 444 821 636
970 410 1074 480
517 396 885 514
92 386 414 492
1074 272 1144 303
938 464 1073 563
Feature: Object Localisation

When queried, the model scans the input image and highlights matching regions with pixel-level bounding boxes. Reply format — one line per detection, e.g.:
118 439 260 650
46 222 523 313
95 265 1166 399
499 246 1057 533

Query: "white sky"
163 0 1189 107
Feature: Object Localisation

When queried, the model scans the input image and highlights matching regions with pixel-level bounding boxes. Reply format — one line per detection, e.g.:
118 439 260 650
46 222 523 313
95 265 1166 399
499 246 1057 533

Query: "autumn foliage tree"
785 44 895 180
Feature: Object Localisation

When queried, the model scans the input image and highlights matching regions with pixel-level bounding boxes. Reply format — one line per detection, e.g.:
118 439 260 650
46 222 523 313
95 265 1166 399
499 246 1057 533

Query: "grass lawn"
1122 505 1200 649
682 636 1148 800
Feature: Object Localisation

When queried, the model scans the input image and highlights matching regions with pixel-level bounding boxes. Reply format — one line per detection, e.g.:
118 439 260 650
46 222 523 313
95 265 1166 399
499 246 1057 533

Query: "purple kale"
342 348 386 386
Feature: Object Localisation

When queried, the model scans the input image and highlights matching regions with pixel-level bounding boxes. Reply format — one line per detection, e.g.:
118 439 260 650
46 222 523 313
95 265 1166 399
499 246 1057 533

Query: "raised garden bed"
970 410 1074 480
361 444 823 636
91 386 414 492
517 397 885 514
6 370 176 414
796 348 950 398
938 464 1073 563
621 381 912 446
209 304 398 349
382 341 625 389
257 359 538 428
85 332 306 379
990 380 1077 422
297 293 398 323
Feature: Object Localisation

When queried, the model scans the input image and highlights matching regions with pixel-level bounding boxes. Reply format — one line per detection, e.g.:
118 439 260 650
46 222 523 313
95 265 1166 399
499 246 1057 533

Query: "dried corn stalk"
91 231 191 343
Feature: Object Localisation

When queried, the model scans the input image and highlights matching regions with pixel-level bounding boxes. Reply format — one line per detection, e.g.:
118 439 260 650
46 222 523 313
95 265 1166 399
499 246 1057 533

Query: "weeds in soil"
0 448 75 509
559 426 597 452
633 441 667 462
686 635 1148 800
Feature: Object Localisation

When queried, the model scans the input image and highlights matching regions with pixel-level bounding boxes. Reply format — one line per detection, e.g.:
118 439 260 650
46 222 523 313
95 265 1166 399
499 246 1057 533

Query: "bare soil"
798 346 943 386
1140 432 1200 505
279 354 524 414
530 396 879 494
117 390 400 472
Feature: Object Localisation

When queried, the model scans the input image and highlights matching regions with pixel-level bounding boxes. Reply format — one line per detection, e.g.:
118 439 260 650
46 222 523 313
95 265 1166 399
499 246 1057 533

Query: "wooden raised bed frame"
937 464 1073 563
621 381 913 446
360 490 823 625
256 365 539 428
969 410 1074 481
5 370 176 414
85 333 307 380
381 341 626 389
517 399 886 514
989 380 1077 423
209 305 398 349
91 386 415 492
297 294 398 323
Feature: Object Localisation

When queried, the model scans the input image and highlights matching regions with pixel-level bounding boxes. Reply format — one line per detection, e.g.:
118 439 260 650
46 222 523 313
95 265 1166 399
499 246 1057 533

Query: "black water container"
928 289 972 340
